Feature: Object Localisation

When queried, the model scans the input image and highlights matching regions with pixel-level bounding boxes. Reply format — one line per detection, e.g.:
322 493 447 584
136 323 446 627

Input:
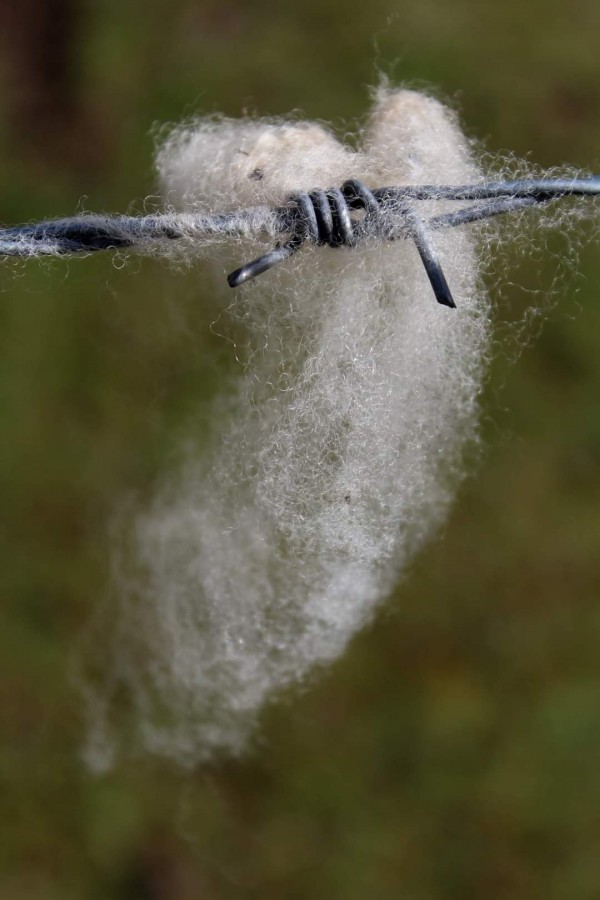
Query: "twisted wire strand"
2 177 599 308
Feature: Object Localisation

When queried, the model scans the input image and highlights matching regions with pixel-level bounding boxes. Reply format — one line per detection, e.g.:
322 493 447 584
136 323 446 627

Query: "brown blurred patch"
0 0 110 176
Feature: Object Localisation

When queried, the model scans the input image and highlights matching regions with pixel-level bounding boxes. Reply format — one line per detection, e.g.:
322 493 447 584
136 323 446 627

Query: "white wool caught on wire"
80 87 494 770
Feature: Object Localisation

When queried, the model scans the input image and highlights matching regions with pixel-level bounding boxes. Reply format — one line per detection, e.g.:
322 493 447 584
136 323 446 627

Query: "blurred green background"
2 1 600 898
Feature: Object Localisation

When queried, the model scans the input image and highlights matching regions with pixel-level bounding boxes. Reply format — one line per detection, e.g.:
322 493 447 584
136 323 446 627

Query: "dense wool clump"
84 88 491 770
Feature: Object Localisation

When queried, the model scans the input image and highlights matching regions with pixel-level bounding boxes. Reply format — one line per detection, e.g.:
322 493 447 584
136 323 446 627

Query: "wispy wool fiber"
84 89 491 770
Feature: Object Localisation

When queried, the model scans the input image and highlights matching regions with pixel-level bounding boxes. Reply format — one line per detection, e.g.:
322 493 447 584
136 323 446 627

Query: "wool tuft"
83 88 492 770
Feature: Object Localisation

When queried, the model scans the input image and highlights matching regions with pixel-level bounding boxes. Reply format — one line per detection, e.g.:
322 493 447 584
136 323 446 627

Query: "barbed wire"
1 177 599 308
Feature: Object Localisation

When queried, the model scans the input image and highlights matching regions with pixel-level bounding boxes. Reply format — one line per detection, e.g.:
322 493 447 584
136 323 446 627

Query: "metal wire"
2 176 599 308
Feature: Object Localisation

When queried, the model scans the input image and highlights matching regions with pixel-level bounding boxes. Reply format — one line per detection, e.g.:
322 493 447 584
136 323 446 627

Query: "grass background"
2 1 600 897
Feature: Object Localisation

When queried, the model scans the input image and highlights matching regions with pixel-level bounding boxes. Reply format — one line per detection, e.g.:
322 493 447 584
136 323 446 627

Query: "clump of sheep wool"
83 87 491 770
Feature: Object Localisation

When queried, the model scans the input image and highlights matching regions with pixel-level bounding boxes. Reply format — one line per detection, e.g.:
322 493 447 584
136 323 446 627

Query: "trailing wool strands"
83 87 493 770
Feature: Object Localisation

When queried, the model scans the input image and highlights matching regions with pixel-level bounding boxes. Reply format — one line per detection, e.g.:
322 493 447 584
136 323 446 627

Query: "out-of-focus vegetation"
2 1 600 898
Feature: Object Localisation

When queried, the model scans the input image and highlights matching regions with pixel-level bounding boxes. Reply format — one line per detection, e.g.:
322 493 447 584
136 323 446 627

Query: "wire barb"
2 176 600 308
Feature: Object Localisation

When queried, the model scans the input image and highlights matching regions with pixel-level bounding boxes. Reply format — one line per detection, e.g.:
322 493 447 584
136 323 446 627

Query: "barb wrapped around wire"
2 177 600 308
